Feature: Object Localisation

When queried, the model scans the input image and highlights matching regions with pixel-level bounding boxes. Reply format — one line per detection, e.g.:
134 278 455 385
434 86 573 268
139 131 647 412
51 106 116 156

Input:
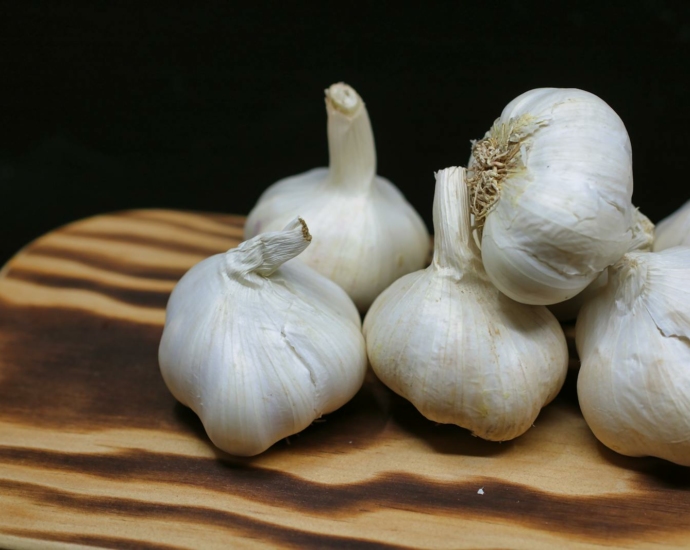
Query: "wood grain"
0 209 688 550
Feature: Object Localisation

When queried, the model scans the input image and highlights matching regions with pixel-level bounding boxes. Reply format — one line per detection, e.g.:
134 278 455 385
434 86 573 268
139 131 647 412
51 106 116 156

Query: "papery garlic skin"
469 88 635 306
245 83 429 311
159 218 367 457
549 208 654 322
577 248 690 466
364 167 568 441
653 200 690 251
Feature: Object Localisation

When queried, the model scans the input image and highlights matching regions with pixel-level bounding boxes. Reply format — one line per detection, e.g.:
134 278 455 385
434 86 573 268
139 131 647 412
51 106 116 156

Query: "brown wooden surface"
0 209 688 550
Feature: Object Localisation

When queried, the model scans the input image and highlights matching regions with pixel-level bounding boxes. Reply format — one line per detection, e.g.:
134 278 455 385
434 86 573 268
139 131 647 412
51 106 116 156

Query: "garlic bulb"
577 247 690 466
363 167 568 441
653 199 690 251
159 218 367 456
549 207 654 322
468 88 635 306
245 82 429 311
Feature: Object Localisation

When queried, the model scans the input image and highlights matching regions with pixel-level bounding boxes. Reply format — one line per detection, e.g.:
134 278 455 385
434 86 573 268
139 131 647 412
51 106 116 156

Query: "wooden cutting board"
0 209 688 550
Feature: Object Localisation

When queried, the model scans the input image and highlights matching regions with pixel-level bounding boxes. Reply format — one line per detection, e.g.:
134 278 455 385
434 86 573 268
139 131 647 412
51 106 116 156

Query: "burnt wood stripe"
61 229 236 258
1 446 688 539
0 529 188 550
27 246 187 281
7 268 171 310
0 302 386 448
0 479 407 550
0 303 170 431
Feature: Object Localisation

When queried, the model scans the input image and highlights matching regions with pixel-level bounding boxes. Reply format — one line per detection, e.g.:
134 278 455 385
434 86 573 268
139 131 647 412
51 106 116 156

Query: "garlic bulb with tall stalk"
653 199 690 251
159 218 367 457
577 247 690 466
245 82 429 311
364 167 568 441
468 88 636 306
549 207 654 322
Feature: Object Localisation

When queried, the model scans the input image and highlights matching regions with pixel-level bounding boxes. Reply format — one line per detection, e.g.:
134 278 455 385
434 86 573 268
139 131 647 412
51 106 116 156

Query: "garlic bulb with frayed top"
363 167 568 441
159 218 367 457
468 88 636 306
245 82 429 312
576 247 690 466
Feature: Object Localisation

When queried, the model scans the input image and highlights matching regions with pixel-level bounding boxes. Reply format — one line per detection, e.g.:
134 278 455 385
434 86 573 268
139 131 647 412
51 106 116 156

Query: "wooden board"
0 209 688 550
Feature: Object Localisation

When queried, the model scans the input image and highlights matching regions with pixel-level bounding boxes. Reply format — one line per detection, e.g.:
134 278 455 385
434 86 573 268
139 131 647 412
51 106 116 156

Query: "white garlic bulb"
548 207 654 322
363 167 568 441
159 218 367 456
245 82 429 311
577 247 690 466
468 88 635 306
653 199 690 251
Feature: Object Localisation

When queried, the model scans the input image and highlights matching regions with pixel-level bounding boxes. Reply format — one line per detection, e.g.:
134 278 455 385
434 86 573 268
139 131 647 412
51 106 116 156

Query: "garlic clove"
653 199 690 251
245 82 430 311
364 167 568 441
576 247 690 466
469 88 636 306
159 218 367 456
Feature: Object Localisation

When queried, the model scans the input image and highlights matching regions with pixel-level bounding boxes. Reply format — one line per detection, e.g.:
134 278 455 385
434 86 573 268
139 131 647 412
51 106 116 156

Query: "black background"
1 1 689 265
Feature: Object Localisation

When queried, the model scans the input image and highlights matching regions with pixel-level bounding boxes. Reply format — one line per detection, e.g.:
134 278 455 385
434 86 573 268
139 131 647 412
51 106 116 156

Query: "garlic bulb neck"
325 83 376 193
245 82 429 311
653 199 690 251
227 217 311 277
610 254 648 312
432 167 478 272
628 208 655 252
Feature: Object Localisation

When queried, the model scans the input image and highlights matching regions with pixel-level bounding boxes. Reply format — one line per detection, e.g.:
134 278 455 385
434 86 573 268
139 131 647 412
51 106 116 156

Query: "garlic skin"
364 167 568 441
576 247 690 466
469 88 635 306
159 218 367 457
653 200 690 251
549 207 654 322
245 82 429 311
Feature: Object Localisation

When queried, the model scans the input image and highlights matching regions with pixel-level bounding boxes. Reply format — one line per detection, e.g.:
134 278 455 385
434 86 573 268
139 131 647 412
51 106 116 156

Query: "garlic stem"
325 83 376 192
432 167 476 271
610 255 647 311
228 217 312 277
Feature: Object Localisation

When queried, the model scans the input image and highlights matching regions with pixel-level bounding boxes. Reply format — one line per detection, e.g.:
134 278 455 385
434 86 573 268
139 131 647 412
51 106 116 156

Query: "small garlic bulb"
549 207 655 322
468 88 636 306
159 218 367 456
577 247 690 466
653 199 690 251
245 82 430 311
363 167 568 441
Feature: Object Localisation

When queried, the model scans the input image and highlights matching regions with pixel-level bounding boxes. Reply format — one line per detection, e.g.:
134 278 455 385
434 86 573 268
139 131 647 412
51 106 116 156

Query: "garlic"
159 218 367 456
245 82 430 311
363 167 568 441
549 207 655 322
576 247 690 466
468 88 635 306
653 199 690 251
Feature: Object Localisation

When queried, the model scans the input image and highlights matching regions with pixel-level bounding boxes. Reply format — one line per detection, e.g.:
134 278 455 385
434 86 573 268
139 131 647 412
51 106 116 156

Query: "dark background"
1 1 689 265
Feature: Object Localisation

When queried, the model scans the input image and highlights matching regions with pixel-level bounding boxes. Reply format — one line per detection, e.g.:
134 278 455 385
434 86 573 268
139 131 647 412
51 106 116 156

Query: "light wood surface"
0 209 688 550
